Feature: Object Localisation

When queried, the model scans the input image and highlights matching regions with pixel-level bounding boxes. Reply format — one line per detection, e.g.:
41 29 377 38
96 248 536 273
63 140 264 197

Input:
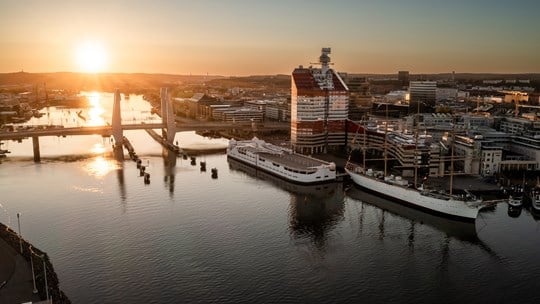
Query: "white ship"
345 166 486 221
508 184 524 208
227 138 336 184
345 120 488 221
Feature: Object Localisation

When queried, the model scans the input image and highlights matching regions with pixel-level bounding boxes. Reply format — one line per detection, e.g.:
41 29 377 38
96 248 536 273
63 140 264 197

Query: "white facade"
291 48 349 154
480 148 503 176
436 87 458 101
409 81 437 103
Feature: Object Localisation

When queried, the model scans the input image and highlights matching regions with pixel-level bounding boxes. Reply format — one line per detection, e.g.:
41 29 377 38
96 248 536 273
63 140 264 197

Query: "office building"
291 48 349 154
398 71 409 85
409 81 436 113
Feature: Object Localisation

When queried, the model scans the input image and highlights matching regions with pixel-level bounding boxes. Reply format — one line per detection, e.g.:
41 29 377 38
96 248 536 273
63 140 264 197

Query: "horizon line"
2 70 540 77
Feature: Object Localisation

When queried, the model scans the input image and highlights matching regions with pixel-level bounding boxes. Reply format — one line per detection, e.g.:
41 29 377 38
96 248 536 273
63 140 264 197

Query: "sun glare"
75 41 108 73
85 156 119 178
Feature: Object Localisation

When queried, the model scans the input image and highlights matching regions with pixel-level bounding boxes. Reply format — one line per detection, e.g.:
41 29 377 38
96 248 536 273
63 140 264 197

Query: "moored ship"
508 184 524 208
345 120 488 222
345 165 487 221
227 138 336 184
531 187 540 216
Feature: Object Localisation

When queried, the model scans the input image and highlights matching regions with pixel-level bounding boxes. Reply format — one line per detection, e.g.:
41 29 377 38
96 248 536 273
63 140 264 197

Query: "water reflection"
346 185 479 242
111 145 127 205
86 92 106 126
162 148 177 196
508 205 522 218
227 158 345 250
90 143 107 154
288 183 344 250
85 156 120 178
116 165 126 209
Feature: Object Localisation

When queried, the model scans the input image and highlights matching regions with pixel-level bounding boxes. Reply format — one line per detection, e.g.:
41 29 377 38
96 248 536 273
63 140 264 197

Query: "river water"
1 92 539 303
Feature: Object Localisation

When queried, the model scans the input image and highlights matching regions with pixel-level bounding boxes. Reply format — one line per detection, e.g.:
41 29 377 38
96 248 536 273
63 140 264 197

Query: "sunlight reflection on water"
84 156 120 178
86 92 106 126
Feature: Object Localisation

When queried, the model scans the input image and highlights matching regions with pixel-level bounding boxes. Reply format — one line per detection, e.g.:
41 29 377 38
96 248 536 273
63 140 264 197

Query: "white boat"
228 157 340 197
345 118 487 221
227 138 336 184
531 188 540 214
508 185 524 208
345 165 485 221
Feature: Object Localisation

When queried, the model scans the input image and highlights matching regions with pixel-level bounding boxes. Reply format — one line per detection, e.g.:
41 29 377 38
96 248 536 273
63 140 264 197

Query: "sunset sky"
1 0 539 75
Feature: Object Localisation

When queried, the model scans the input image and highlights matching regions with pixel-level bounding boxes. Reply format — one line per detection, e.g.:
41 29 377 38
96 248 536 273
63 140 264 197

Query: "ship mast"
414 100 420 188
449 116 455 196
384 104 388 177
363 116 367 171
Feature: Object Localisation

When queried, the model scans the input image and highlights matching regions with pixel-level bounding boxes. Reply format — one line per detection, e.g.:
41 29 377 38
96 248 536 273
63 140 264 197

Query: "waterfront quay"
0 222 70 303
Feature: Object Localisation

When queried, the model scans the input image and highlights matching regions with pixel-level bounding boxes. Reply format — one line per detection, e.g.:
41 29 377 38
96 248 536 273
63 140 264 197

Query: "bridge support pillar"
160 88 176 144
112 89 124 146
113 144 124 161
32 136 40 163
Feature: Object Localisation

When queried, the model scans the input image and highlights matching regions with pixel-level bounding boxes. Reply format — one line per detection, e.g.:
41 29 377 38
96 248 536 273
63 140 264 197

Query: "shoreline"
0 222 71 303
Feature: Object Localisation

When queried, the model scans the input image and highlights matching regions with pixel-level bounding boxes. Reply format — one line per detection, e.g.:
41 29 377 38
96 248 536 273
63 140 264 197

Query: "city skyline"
1 0 539 75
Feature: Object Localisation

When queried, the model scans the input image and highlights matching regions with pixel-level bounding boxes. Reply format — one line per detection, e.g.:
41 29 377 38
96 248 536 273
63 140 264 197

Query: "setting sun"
75 41 108 73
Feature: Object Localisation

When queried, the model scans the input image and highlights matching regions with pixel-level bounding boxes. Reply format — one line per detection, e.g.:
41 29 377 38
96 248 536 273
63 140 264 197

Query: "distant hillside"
207 74 290 89
1 72 539 93
0 72 223 93
350 72 540 82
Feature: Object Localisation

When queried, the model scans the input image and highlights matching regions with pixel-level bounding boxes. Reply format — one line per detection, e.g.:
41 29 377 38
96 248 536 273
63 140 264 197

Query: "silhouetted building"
344 76 372 121
398 71 409 85
371 102 409 118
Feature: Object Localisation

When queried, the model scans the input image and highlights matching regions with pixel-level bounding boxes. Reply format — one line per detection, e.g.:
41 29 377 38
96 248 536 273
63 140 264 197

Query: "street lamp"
41 254 49 301
16 212 22 254
29 246 49 301
29 246 38 294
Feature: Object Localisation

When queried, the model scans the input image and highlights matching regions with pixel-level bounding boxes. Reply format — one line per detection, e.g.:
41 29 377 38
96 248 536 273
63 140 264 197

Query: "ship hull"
227 154 335 185
346 169 481 221
227 138 336 184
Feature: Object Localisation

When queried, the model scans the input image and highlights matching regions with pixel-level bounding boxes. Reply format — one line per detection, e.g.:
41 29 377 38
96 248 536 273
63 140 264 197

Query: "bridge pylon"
112 89 124 147
160 87 176 144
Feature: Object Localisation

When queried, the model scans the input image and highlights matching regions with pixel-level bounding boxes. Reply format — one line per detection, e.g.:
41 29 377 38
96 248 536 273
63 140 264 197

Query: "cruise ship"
227 138 336 184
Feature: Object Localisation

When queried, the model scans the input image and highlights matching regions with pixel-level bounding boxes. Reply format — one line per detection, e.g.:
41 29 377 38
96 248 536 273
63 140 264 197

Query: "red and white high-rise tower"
291 48 349 154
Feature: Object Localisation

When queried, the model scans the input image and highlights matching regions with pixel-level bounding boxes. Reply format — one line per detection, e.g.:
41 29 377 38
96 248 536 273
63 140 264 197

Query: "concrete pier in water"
32 136 40 163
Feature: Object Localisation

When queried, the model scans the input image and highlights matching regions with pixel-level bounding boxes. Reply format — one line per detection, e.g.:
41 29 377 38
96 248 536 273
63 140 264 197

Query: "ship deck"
234 138 333 171
258 151 330 170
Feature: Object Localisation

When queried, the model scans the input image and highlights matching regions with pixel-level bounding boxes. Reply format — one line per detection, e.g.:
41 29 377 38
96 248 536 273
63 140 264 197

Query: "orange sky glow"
1 0 539 75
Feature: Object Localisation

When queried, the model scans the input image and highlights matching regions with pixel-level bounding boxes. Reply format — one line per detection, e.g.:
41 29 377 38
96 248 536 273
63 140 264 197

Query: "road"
0 237 40 303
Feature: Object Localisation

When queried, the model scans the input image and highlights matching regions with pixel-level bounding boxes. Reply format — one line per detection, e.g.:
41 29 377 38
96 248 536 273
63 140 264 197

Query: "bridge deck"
0 122 289 140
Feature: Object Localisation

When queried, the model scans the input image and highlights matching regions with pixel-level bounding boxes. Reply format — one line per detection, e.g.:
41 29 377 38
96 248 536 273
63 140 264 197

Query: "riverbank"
0 222 71 303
